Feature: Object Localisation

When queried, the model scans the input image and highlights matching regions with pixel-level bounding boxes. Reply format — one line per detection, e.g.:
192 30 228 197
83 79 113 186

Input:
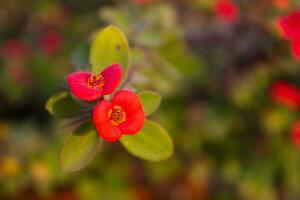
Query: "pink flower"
214 0 239 22
67 64 123 101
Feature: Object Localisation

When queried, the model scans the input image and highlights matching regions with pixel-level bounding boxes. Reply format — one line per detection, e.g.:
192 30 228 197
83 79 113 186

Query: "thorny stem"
78 107 93 113
77 96 104 113
60 82 69 90
62 97 106 130
63 112 92 130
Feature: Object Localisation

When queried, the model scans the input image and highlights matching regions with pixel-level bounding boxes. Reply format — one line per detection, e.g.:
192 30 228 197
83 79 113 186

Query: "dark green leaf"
45 92 83 118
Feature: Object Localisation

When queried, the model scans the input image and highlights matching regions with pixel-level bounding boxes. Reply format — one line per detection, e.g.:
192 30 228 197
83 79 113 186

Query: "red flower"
93 90 145 142
290 120 300 148
270 81 300 109
278 11 300 40
67 64 123 101
0 39 31 60
214 0 239 22
40 30 63 55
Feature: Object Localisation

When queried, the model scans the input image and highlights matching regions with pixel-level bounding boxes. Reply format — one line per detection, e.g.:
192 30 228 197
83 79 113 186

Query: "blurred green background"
1 0 300 199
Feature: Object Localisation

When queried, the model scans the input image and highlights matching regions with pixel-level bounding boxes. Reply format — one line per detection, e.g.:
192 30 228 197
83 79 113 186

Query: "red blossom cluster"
214 0 239 22
278 11 300 61
67 64 145 142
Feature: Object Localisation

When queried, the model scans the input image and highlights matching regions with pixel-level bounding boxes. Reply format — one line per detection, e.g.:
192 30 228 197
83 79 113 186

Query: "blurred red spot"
0 39 31 60
270 81 300 109
214 0 239 22
9 65 31 86
278 11 300 40
40 30 63 55
290 120 300 148
278 11 300 61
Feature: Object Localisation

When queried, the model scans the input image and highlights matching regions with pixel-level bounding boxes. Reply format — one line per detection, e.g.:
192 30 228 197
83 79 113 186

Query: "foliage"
2 0 300 199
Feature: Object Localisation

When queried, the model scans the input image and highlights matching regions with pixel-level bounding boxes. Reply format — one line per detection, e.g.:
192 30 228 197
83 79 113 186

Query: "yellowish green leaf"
120 120 173 162
139 91 162 116
90 25 130 77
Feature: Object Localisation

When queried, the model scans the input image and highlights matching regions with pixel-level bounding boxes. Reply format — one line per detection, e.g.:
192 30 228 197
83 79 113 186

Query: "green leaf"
120 120 173 162
45 92 83 118
139 91 162 116
61 122 100 172
90 25 130 77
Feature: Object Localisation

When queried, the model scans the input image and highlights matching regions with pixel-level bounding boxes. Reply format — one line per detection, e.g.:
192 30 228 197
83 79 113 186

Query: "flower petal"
67 72 102 101
97 122 122 142
93 100 122 142
112 90 143 113
112 90 145 135
93 99 112 124
118 109 145 135
101 64 123 95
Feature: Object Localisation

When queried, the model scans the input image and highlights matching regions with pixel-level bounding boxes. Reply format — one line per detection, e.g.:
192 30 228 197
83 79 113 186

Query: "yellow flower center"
87 74 105 89
109 106 126 126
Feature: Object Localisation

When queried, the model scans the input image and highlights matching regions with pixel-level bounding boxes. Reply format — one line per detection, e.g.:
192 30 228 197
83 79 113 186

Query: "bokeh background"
1 0 300 199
